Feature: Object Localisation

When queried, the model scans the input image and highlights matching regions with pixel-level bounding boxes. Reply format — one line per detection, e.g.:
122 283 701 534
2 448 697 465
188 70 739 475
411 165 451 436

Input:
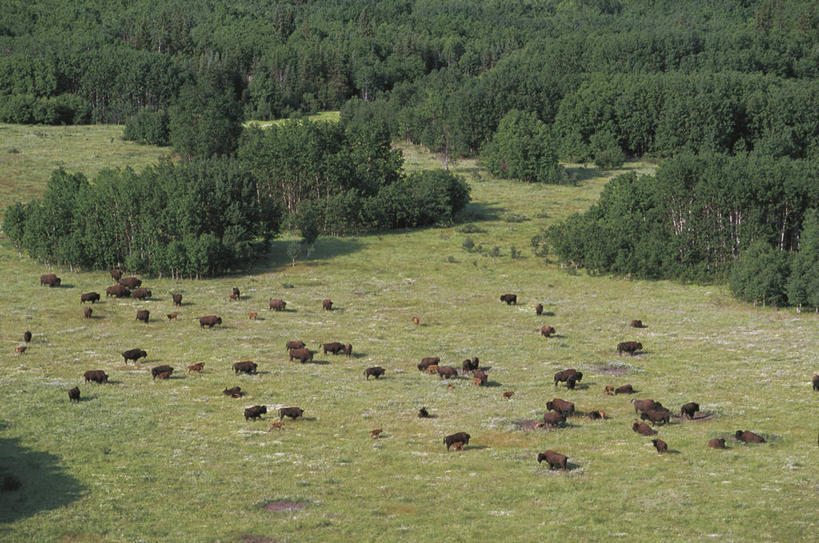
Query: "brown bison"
535 303 543 315
450 441 464 451
289 348 314 364
615 384 635 395
233 361 257 374
23 331 31 343
369 428 383 439
554 369 582 387
462 357 479 373
68 387 80 402
632 420 656 436
151 365 173 379
412 316 420 326
437 366 458 379
813 374 818 391
279 407 304 420
322 298 333 310
630 319 646 328
111 268 123 282
652 438 668 453
187 362 205 373
542 411 566 427
269 298 286 311
631 399 662 414
708 438 727 449
223 386 242 398
426 365 440 375
418 407 431 418
245 405 267 421
40 273 61 287
122 349 147 363
541 325 556 338
84 307 93 319
84 370 108 384
537 450 568 470
364 366 385 380
618 341 643 356
119 277 141 288
444 432 470 450
500 294 517 305
155 371 172 380
286 340 306 351
503 391 514 400
248 312 257 320
136 310 150 323
172 293 182 306
166 313 178 321
735 430 766 443
228 293 238 301
106 284 130 298
640 408 672 425
232 287 240 299
588 410 606 420
680 402 700 419
199 315 222 328
418 357 440 371
547 398 575 416
15 345 26 355
323 342 346 355
130 288 151 300
604 385 616 395
80 292 100 304
473 370 488 386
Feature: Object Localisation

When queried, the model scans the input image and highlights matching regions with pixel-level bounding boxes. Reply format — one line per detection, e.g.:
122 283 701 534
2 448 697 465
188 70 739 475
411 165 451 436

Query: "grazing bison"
364 366 385 380
151 365 173 379
136 310 149 323
412 316 420 326
537 450 568 470
323 342 346 355
542 411 566 427
615 384 635 395
680 402 700 419
418 357 440 371
172 293 182 306
15 345 26 355
462 357 479 373
119 277 141 288
289 348 314 364
547 398 575 416
23 331 31 343
444 432 471 450
322 298 333 310
286 340 306 351
166 313 178 320
735 430 766 443
111 268 123 282
187 362 205 373
473 370 488 386
604 385 616 395
80 292 100 304
652 439 668 453
269 298 286 311
813 374 818 391
541 325 556 338
106 284 130 298
588 410 606 420
437 366 458 379
84 307 93 319
370 429 383 439
617 341 643 356
535 303 543 315
279 407 304 420
155 371 172 380
631 399 662 414
233 361 258 374
40 273 61 287
248 312 257 320
122 349 147 363
418 407 431 418
426 365 440 375
630 319 646 328
244 405 267 421
708 438 727 449
68 387 80 402
199 315 222 328
130 288 151 300
342 343 353 356
554 369 582 387
223 386 242 398
500 294 517 305
641 408 672 425
84 370 108 384
632 420 656 436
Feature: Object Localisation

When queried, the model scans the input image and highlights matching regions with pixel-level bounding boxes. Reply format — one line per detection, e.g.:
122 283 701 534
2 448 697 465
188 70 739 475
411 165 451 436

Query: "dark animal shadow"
564 461 581 471
252 237 364 273
461 445 489 451
664 450 682 455
298 417 318 422
74 395 94 402
564 165 603 183
101 380 122 385
301 360 329 365
541 311 556 317
0 431 85 523
417 414 438 419
349 352 365 358
89 315 104 320
483 381 502 388
55 284 75 289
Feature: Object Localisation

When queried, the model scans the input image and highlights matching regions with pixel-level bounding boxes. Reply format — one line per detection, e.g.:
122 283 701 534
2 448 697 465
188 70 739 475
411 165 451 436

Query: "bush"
456 223 486 234
124 109 170 145
502 213 529 223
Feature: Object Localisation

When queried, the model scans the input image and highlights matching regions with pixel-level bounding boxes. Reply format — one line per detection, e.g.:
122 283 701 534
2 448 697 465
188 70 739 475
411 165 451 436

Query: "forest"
1 0 818 303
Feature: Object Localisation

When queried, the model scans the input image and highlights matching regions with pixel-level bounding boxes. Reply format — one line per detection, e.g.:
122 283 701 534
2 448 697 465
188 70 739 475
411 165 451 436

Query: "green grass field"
0 125 817 542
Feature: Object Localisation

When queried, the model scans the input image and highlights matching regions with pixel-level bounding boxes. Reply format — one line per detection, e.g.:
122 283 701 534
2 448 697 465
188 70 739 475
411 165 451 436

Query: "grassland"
0 125 817 542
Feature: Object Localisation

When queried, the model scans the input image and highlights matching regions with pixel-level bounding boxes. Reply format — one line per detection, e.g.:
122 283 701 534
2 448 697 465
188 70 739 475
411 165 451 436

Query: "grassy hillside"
0 126 817 542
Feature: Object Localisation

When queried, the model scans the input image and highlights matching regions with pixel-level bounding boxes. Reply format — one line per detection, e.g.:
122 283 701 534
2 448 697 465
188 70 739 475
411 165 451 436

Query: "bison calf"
708 438 727 449
244 405 267 421
166 313 178 321
537 450 568 470
652 439 668 453
541 325 556 338
502 391 514 400
248 312 257 320
444 432 470 450
187 362 205 373
632 420 656 436
68 387 80 402
279 407 304 420
364 366 385 380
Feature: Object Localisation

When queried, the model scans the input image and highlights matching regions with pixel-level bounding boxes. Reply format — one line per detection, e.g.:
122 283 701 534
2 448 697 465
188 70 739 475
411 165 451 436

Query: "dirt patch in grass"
263 500 308 512
590 363 633 375
239 536 282 543
673 411 715 422
515 419 563 431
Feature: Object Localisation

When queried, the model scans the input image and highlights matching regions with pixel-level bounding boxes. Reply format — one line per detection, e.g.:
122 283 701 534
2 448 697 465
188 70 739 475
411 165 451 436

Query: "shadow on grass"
564 165 603 183
0 429 85 523
456 201 505 223
249 237 364 273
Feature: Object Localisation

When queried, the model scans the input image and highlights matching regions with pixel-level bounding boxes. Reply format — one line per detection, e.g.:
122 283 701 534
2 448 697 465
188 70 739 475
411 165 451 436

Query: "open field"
0 126 817 542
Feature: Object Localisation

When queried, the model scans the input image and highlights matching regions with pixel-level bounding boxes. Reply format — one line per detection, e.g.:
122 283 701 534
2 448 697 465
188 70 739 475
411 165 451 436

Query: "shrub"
124 109 170 145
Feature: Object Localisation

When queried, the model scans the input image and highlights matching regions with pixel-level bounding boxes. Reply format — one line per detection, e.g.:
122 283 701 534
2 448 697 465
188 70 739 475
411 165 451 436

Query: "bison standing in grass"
444 432 470 450
500 294 517 305
322 299 333 310
245 406 267 421
418 357 440 371
269 298 286 311
289 348 314 364
535 303 543 315
554 369 582 387
286 340 306 351
364 367 385 380
81 292 100 304
40 273 61 287
172 293 183 306
106 284 130 298
131 288 151 300
233 361 257 374
541 325 556 338
199 315 222 328
84 307 93 319
618 341 643 356
547 398 575 417
136 310 150 323
279 407 304 420
119 277 141 288
652 439 668 453
68 387 80 402
84 370 108 384
680 402 700 419
437 366 458 379
813 374 818 391
537 450 568 470
122 349 147 363
151 365 173 380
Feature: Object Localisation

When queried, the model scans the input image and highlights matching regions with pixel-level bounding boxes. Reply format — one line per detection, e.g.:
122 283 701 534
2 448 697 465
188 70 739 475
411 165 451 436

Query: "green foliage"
728 240 791 306
787 208 819 310
169 83 242 158
123 109 169 145
590 130 625 169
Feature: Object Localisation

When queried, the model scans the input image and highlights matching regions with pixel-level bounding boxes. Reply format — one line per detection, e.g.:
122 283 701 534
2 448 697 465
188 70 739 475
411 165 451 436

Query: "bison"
323 342 346 355
708 438 727 449
444 432 470 450
412 316 420 325
245 405 267 421
110 268 123 282
187 362 205 373
652 438 668 453
426 365 440 375
500 294 517 305
641 408 672 425
547 398 575 416
289 348 314 364
813 374 818 391
279 407 304 420
166 313 178 321
172 293 182 306
630 319 646 328
130 288 151 300
535 303 543 316
735 430 766 443
106 284 130 298
84 307 93 319
80 292 100 304
503 391 514 400
437 366 458 379
223 386 242 398
537 450 568 470
40 273 61 287
122 349 147 363
322 298 333 310
269 298 286 311
233 361 258 374
588 410 606 420
554 369 582 387
450 441 464 451
286 340 306 351
542 411 566 427
248 312 257 320
604 385 616 395
199 315 222 328
418 407 431 418
631 399 662 414
632 420 656 436
473 370 488 386
369 428 383 439
232 287 240 299
68 387 80 402
617 341 643 356
154 371 172 380
615 384 635 395
228 293 238 301
136 310 150 323
680 402 700 419
84 370 108 384
151 365 173 379
119 276 141 289
418 357 440 371
462 357 479 373
364 366 385 380
541 325 556 338
23 331 31 343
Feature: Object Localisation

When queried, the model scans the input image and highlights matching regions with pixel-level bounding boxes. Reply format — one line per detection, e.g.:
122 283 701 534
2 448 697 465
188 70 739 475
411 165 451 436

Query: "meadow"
0 125 817 542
